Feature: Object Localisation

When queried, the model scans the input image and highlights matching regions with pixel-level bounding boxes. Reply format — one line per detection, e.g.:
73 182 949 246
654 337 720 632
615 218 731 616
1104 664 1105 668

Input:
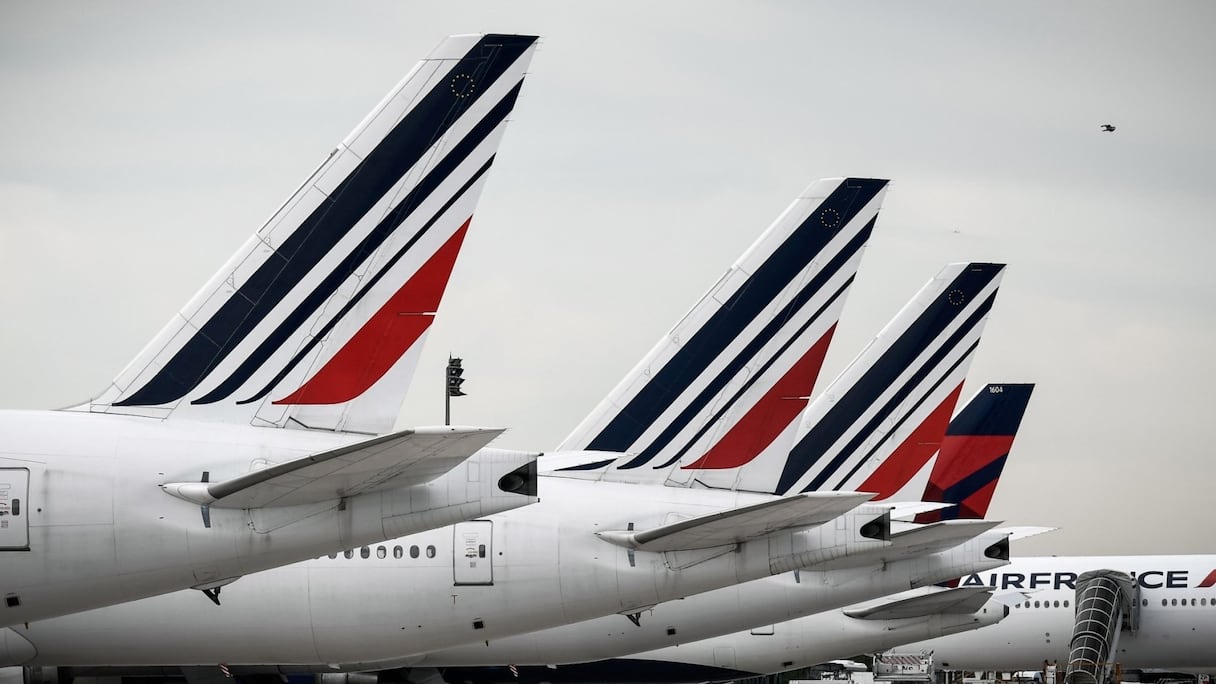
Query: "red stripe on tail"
275 219 471 405
857 383 964 499
682 325 837 470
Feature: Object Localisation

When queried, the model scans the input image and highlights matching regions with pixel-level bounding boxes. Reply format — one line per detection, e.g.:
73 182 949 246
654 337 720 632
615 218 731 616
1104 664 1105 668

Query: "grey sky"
2 2 1214 556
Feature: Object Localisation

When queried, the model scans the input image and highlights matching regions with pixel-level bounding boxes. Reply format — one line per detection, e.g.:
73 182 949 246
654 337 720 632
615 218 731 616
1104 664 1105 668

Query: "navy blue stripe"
236 156 496 404
776 264 1003 494
117 35 535 407
556 457 616 472
938 454 1008 520
621 218 875 470
588 179 887 460
193 82 525 405
946 383 1033 436
826 336 980 491
648 270 858 471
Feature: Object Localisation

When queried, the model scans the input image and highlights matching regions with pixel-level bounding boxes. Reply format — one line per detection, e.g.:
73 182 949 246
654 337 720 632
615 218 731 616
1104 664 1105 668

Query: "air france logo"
959 569 1216 591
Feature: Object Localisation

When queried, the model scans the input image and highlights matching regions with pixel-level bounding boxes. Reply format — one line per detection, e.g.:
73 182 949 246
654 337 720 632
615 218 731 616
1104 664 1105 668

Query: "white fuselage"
0 410 535 628
6 477 891 668
897 555 1216 671
621 594 1006 677
413 531 1009 668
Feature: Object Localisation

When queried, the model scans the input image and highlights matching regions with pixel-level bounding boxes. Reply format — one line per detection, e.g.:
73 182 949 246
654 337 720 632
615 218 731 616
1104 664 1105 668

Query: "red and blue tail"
915 383 1034 522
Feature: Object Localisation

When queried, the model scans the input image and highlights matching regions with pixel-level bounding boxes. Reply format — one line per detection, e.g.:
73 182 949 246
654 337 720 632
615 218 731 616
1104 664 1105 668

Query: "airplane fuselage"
4 475 889 668
0 409 535 628
899 555 1216 670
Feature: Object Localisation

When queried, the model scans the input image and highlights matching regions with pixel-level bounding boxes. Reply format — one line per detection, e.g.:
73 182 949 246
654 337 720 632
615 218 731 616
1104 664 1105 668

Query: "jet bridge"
1064 570 1139 684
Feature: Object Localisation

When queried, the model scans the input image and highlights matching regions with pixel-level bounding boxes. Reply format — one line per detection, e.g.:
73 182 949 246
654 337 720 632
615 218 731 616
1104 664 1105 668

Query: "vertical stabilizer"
767 262 1006 496
80 34 539 434
549 177 889 485
913 382 1034 522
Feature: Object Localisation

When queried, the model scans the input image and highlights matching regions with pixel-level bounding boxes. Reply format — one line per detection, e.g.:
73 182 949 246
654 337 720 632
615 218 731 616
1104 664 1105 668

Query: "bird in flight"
1101 124 1116 132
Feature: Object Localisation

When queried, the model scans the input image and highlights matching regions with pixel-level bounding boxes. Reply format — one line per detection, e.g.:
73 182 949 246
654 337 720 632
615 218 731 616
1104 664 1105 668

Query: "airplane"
406 384 1036 680
547 383 1216 678
1 181 1010 672
0 33 543 629
890 554 1216 671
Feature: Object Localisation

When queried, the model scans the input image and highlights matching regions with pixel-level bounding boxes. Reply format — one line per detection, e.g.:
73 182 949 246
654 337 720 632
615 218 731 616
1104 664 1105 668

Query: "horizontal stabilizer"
844 586 995 620
162 426 505 508
889 518 1004 555
886 501 954 519
597 491 873 552
992 525 1056 541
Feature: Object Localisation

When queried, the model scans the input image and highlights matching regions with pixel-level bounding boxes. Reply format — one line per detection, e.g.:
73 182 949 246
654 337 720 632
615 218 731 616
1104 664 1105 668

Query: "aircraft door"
453 520 493 585
0 468 29 550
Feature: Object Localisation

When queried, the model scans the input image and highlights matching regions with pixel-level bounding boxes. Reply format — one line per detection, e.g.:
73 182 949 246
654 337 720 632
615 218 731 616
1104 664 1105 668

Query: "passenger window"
1202 598 1208 606
328 553 336 560
1162 599 1168 606
1053 600 1059 608
410 545 420 559
1142 599 1148 607
1171 599 1177 606
377 546 387 559
426 545 437 558
344 549 353 559
1034 601 1040 608
1192 598 1197 606
1063 600 1069 608
360 546 370 559
393 545 403 559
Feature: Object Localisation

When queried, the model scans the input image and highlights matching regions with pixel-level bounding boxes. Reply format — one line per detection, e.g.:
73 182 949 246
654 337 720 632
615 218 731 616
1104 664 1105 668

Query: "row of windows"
1015 600 1071 609
1162 597 1214 607
328 544 437 560
1014 597 1215 609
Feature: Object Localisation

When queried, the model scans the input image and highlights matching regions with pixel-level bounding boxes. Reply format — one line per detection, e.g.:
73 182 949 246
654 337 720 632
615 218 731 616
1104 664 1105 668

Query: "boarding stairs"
1064 570 1139 684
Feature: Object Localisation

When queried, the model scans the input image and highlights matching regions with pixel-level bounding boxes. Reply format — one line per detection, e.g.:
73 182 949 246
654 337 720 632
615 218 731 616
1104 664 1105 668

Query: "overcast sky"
2 2 1214 556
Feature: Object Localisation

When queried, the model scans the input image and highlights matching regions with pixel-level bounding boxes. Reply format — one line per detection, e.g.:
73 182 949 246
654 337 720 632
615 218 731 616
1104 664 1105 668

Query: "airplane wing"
162 426 505 508
596 491 873 552
844 586 995 620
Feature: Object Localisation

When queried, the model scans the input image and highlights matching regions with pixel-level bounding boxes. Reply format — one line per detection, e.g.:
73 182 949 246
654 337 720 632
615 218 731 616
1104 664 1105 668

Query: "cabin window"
377 546 387 559
426 545 437 558
1171 599 1178 606
344 549 354 559
1034 601 1040 608
1063 600 1069 608
410 545 420 559
327 553 336 560
1162 599 1168 606
1053 600 1060 608
393 545 403 559
360 546 370 559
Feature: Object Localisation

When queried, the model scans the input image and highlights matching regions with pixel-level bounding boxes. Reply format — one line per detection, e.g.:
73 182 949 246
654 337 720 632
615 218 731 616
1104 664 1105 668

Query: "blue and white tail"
763 262 1007 495
547 178 890 484
77 34 538 434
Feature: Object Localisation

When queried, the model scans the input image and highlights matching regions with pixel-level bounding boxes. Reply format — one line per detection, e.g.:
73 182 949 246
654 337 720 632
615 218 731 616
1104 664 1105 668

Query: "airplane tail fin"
548 177 889 484
79 34 538 434
766 262 1006 496
914 383 1034 522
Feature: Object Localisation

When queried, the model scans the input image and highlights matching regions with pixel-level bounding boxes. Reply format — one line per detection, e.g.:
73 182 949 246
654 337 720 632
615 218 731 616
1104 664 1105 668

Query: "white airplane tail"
549 177 890 484
764 262 1007 495
78 34 538 434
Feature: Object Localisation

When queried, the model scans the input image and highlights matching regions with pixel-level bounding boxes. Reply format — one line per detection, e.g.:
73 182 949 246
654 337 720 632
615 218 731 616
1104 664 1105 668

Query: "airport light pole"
445 356 466 425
